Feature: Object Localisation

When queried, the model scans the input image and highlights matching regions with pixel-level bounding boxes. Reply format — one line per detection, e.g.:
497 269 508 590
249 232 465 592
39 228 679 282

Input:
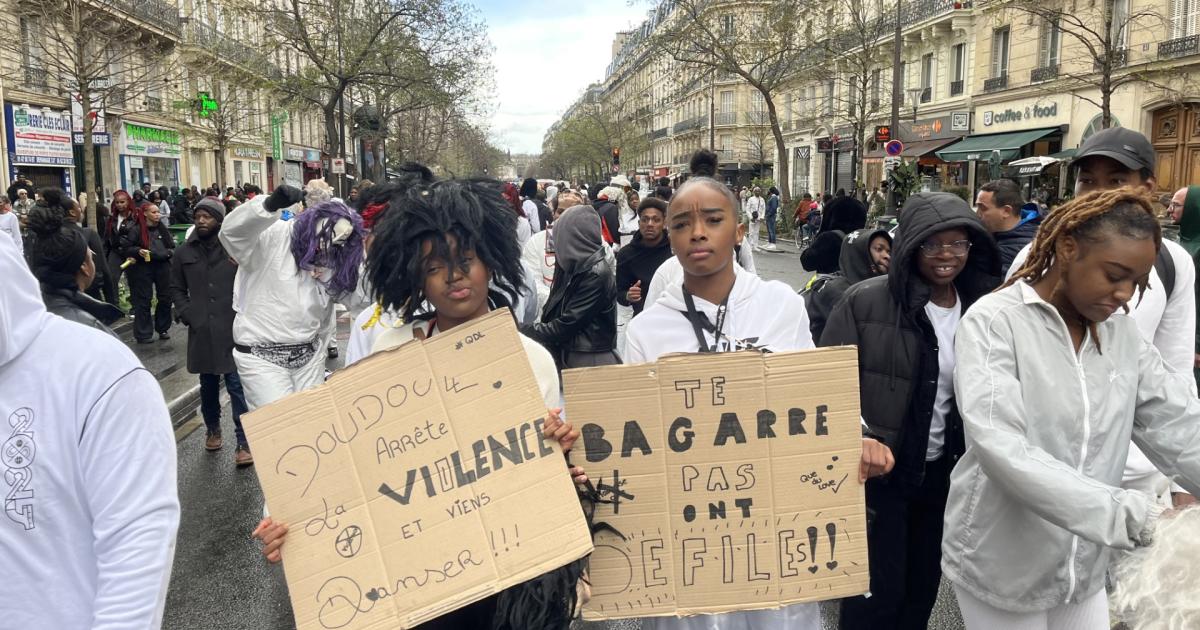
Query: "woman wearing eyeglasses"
820 192 1002 630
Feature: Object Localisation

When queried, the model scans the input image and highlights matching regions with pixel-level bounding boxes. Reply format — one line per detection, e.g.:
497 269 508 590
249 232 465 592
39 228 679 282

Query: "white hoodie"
625 260 820 630
0 236 179 629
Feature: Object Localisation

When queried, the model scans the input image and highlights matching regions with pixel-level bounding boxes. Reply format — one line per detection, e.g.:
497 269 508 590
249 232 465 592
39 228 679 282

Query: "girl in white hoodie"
625 150 893 630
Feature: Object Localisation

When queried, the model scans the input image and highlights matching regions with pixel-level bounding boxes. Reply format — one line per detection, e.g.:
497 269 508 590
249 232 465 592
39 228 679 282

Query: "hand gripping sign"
243 310 593 630
564 347 869 620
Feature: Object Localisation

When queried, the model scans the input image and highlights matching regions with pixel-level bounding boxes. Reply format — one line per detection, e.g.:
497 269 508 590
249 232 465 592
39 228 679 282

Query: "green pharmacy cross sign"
174 92 220 117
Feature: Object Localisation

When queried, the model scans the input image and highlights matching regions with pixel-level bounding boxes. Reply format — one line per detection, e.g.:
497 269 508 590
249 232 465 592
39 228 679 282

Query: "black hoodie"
820 193 1001 485
805 228 891 340
616 231 672 315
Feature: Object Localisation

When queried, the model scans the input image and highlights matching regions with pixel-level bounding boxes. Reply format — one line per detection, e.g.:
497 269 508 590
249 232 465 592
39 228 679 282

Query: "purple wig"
289 199 365 300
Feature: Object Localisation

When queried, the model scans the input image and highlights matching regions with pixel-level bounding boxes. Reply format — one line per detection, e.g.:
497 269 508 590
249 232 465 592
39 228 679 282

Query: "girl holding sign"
944 189 1200 628
624 149 894 630
253 178 589 629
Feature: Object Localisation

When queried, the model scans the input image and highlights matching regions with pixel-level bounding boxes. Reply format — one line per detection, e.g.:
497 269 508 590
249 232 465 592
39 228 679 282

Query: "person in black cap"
169 198 253 466
1007 126 1197 508
822 192 1001 630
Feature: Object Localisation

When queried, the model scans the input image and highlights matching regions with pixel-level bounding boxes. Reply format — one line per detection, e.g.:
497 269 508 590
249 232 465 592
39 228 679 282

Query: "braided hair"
1002 187 1161 352
365 179 525 322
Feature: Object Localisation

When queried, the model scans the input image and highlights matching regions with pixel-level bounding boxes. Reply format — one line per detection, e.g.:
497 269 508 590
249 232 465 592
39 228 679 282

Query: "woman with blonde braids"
942 188 1200 629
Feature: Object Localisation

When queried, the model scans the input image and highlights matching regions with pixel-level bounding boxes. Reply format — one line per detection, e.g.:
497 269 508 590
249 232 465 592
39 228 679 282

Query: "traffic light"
612 147 621 165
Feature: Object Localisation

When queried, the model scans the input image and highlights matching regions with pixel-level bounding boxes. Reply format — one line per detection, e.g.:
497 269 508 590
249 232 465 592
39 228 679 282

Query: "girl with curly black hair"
253 178 590 630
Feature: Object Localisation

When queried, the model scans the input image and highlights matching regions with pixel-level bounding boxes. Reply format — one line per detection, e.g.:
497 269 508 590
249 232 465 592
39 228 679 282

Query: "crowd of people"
3 127 1200 630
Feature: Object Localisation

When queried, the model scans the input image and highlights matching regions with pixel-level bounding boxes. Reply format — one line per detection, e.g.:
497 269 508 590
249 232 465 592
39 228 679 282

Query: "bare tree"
810 0 896 191
0 0 182 225
170 86 271 187
998 0 1187 127
648 0 822 203
540 89 651 183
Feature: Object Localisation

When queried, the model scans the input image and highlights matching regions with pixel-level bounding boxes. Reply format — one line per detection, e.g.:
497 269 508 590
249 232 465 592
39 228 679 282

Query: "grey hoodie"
944 280 1200 612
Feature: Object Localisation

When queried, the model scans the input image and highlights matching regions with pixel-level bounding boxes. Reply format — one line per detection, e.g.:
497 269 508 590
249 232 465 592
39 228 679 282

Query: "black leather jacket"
523 248 617 366
41 286 123 338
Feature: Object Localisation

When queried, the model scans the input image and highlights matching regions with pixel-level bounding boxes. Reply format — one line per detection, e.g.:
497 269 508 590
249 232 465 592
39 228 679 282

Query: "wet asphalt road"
159 242 965 629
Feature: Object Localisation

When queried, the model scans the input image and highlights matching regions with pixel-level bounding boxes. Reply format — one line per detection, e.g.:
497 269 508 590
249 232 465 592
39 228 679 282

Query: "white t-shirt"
924 291 961 461
521 199 541 233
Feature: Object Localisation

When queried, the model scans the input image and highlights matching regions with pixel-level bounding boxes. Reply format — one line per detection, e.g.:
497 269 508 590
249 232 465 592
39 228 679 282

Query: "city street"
152 244 964 630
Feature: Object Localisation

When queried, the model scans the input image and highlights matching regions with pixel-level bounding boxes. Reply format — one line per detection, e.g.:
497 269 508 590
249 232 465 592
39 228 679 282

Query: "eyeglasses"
919 239 972 258
1169 201 1185 210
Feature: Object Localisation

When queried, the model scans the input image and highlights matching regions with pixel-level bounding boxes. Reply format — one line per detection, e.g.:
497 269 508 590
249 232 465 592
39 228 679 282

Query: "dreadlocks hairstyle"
365 179 526 323
289 199 365 300
1002 187 1161 352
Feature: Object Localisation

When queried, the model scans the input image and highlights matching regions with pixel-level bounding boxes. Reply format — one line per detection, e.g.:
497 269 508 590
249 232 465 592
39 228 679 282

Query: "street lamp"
906 87 924 122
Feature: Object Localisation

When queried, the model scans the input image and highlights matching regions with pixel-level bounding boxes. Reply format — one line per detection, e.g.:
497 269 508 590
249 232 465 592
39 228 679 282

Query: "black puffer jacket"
41 286 122 337
523 248 617 368
616 231 672 315
993 211 1042 275
805 228 891 341
820 193 1001 485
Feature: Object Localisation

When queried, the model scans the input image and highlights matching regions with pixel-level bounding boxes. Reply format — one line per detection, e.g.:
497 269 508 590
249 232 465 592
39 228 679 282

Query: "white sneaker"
766 243 777 250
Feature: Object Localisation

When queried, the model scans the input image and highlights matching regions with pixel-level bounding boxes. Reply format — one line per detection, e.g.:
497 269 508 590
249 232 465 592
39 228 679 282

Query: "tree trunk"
324 101 340 189
763 91 791 204
81 86 99 228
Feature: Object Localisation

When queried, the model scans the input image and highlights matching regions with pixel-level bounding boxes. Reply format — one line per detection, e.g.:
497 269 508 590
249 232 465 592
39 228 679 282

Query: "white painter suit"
220 196 364 409
0 234 179 629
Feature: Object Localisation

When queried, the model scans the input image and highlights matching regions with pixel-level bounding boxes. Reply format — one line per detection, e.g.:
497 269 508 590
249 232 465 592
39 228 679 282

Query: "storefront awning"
863 138 961 160
935 128 1061 163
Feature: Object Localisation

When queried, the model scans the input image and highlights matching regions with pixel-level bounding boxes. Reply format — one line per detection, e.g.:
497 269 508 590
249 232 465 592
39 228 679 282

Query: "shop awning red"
862 137 961 160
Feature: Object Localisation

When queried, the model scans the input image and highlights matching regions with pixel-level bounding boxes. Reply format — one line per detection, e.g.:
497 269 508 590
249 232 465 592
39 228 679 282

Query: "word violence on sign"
242 310 593 630
563 347 868 621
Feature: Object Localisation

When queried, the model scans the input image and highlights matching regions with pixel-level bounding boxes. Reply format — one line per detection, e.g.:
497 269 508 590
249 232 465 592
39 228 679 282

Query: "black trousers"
128 261 172 341
839 454 952 630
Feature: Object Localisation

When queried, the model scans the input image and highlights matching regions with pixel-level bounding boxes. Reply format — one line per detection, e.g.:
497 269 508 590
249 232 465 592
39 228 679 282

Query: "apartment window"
848 78 858 117
719 134 733 155
720 14 735 37
750 91 765 112
1039 18 1061 67
1171 0 1199 38
920 53 933 102
871 69 881 109
951 43 966 94
720 90 734 113
899 61 907 90
1111 0 1130 46
19 17 42 74
785 95 793 122
824 79 835 116
992 27 1011 77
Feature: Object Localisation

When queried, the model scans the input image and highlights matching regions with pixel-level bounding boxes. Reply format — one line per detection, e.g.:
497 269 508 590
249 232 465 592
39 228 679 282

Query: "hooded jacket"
943 280 1200 613
992 207 1042 275
616 231 672 315
0 234 179 628
817 196 867 236
820 193 1001 484
627 262 814 361
805 228 890 341
1178 185 1200 257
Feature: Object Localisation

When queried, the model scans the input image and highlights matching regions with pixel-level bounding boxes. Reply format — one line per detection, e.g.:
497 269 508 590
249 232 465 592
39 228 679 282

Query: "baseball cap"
1073 127 1155 173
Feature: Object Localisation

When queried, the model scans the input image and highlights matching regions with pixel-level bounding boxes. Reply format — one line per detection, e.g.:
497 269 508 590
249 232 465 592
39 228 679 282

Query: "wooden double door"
1152 105 1200 192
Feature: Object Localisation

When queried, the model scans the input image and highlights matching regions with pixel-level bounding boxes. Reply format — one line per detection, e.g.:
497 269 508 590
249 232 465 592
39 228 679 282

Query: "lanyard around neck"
682 288 729 353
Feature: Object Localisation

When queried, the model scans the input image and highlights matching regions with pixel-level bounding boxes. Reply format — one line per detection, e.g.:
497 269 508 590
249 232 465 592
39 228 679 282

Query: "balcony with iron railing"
949 79 964 96
145 95 163 112
782 120 792 131
715 111 737 126
1158 35 1200 60
106 0 181 36
983 74 1008 92
919 86 931 103
651 127 668 140
183 20 283 80
829 0 973 52
22 64 49 88
715 149 734 161
1031 64 1058 83
744 111 770 125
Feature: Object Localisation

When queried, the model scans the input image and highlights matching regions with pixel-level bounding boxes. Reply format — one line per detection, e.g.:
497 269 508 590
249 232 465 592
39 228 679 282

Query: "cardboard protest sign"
243 310 594 630
564 347 868 620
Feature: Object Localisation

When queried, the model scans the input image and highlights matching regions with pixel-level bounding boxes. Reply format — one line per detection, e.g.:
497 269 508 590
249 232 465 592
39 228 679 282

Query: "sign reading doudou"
243 310 593 630
564 348 869 621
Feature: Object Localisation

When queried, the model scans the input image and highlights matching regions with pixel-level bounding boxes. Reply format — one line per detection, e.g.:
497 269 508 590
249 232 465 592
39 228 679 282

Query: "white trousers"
955 584 1109 630
233 348 327 410
745 220 760 249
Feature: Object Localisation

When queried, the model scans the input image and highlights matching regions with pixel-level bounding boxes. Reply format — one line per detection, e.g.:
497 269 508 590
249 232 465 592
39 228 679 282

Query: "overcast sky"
477 0 648 155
